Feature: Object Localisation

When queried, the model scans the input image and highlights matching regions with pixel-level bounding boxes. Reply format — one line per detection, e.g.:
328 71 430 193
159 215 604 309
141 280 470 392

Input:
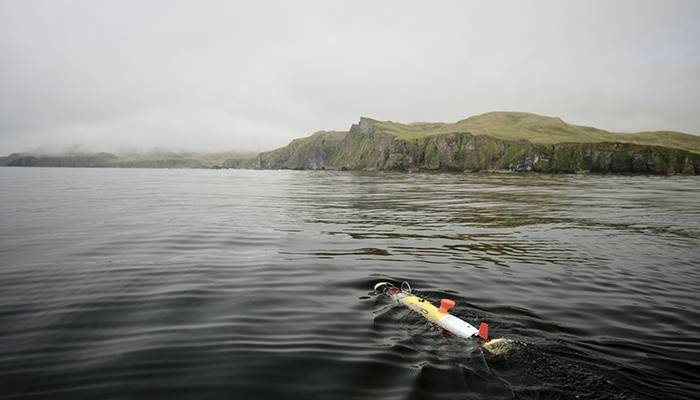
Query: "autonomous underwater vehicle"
374 281 512 355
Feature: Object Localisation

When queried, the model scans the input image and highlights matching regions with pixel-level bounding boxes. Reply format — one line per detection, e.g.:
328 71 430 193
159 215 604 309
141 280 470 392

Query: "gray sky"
1 0 699 154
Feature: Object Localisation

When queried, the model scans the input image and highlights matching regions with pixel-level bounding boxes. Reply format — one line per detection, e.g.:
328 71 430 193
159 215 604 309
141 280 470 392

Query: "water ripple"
0 168 699 399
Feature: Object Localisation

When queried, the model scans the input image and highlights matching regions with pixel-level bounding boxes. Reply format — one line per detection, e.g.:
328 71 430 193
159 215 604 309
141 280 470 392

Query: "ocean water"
1 168 699 400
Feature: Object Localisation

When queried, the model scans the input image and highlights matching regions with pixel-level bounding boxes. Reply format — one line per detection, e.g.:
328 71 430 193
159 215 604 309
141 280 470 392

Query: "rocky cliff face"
251 118 700 174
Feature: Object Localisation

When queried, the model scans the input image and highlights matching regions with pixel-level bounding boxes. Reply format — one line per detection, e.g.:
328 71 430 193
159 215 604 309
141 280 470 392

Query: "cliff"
251 114 700 174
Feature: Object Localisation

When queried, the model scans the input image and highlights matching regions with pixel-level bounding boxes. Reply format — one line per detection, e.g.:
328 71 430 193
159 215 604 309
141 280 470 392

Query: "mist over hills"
3 112 700 174
0 149 256 169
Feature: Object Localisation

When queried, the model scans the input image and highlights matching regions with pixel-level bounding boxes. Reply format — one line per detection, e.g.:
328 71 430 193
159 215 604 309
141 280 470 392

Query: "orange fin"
478 323 489 340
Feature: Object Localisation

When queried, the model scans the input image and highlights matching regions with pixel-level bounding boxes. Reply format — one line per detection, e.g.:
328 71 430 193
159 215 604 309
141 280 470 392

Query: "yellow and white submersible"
374 281 511 355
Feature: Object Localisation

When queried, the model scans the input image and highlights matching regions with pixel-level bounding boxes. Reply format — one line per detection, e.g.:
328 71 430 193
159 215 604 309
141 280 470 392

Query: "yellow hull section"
401 294 449 323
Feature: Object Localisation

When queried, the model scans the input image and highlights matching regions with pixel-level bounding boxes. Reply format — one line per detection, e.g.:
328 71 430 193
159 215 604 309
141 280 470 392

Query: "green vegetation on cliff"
252 112 700 174
5 112 698 174
372 112 700 153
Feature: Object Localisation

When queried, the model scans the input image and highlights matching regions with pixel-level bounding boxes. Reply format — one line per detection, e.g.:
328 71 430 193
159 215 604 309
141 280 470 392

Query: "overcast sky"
1 0 699 154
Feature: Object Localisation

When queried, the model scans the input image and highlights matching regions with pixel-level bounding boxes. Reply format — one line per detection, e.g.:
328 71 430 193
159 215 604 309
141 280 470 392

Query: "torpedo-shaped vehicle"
374 281 511 355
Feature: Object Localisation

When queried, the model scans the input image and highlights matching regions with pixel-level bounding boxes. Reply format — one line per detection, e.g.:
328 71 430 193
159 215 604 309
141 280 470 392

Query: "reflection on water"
1 168 699 399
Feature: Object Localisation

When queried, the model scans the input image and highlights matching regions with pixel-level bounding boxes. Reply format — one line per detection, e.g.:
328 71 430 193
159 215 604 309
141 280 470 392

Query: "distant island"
3 112 700 174
0 150 256 169
251 112 700 175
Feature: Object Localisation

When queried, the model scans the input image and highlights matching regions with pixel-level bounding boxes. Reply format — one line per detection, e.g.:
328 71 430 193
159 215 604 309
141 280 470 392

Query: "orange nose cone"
438 299 456 313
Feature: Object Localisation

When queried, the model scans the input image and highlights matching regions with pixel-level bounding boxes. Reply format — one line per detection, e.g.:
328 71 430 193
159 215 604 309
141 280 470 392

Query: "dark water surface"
1 168 699 400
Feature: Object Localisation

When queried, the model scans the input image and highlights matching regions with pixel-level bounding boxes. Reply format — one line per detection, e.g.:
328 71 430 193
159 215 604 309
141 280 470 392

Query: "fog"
1 0 699 154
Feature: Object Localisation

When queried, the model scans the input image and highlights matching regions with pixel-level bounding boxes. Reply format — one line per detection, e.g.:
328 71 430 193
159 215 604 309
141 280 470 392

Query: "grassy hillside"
252 131 346 169
250 113 700 174
370 112 700 154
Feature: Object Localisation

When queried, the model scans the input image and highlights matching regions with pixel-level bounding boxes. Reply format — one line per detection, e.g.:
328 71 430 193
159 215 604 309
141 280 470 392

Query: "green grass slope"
370 112 700 154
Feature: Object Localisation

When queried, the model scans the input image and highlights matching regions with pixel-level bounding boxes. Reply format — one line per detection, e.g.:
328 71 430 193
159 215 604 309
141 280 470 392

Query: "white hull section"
437 315 479 339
